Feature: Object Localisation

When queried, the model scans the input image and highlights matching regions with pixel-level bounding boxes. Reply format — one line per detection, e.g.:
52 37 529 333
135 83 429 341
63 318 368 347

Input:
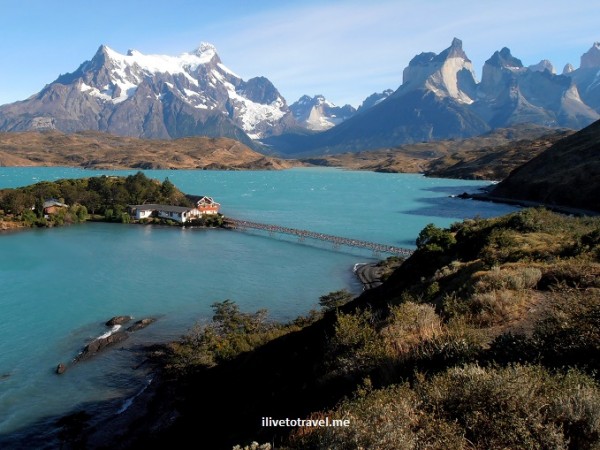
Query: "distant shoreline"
461 192 600 217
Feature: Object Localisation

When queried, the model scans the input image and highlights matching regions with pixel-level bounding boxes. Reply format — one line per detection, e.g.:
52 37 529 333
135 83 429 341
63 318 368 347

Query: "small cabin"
43 199 68 216
195 196 220 215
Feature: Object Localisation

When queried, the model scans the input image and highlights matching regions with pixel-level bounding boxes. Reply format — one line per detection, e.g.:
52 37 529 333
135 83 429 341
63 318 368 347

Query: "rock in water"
74 331 129 363
56 363 67 374
126 318 157 332
105 316 132 326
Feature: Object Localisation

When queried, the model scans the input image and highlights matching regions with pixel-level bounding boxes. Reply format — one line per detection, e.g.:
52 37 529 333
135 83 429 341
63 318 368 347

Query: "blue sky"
0 0 598 107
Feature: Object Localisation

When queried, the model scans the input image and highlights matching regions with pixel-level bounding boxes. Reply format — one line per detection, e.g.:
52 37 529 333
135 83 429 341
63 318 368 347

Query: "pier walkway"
224 218 414 257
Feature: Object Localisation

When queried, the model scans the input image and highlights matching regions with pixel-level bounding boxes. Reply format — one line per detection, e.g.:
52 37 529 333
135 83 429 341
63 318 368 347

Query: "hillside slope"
491 119 600 211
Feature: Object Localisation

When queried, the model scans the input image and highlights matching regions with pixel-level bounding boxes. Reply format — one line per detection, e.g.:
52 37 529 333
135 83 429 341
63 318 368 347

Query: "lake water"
0 167 518 441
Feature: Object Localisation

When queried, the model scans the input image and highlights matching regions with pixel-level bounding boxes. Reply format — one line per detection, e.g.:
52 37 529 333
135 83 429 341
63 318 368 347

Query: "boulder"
56 363 67 375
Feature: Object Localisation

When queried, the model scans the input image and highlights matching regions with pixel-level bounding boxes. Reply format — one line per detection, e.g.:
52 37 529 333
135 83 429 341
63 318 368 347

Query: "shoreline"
354 263 384 290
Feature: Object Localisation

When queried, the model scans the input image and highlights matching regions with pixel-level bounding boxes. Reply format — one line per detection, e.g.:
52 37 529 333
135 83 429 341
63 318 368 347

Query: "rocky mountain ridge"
264 39 600 155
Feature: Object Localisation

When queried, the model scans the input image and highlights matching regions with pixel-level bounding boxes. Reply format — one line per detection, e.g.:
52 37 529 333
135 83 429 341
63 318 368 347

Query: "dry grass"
0 130 298 170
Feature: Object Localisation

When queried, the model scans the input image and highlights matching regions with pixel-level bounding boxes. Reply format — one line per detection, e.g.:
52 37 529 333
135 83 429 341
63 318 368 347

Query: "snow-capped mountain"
290 95 356 131
2 39 600 156
0 43 295 142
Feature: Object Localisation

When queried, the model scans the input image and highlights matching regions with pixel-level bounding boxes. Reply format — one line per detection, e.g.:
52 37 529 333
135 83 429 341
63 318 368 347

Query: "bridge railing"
224 218 414 257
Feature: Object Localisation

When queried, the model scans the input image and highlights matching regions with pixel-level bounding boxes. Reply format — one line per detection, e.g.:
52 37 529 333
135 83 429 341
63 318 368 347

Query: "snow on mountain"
0 43 293 141
3 38 600 154
290 95 356 131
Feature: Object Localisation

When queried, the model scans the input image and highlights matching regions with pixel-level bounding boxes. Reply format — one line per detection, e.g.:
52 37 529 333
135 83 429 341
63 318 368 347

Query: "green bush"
326 309 386 377
416 223 456 253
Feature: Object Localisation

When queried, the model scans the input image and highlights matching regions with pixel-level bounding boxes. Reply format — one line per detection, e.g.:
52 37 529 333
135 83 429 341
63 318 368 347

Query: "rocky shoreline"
354 263 385 289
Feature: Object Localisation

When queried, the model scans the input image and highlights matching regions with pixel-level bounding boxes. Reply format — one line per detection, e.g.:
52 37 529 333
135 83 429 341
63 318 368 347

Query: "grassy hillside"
78 208 600 449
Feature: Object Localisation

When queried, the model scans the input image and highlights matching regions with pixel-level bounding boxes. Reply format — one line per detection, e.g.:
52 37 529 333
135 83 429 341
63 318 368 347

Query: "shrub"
418 364 600 449
416 223 456 253
166 300 304 373
327 309 386 376
290 364 600 449
474 265 542 292
533 288 600 371
406 318 484 367
289 383 467 450
381 302 442 357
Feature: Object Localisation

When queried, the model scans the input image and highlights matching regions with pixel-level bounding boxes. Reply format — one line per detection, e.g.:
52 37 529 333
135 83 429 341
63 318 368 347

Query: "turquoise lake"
0 167 519 440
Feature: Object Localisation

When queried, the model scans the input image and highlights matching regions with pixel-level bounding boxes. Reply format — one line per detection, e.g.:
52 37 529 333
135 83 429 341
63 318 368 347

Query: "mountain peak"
486 47 523 70
529 59 555 74
402 37 476 103
433 37 470 62
580 42 600 69
563 63 575 74
193 42 217 56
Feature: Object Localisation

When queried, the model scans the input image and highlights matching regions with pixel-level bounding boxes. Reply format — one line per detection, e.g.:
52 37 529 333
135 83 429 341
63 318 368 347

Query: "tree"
416 223 456 252
211 299 268 335
319 289 354 311
161 177 176 200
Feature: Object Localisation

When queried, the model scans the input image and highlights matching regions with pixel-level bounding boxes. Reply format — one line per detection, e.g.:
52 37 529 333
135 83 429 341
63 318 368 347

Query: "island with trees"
0 172 223 230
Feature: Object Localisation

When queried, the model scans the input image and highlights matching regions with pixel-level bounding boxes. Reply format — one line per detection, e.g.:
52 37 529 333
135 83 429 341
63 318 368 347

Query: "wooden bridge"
224 218 414 257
